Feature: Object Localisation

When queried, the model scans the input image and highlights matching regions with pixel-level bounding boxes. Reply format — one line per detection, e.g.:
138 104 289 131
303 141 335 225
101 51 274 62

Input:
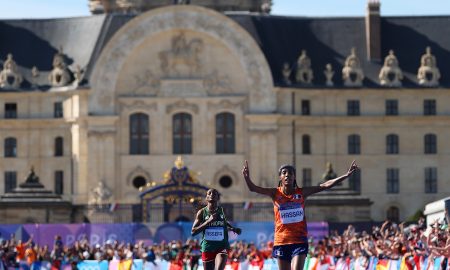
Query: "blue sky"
0 0 449 19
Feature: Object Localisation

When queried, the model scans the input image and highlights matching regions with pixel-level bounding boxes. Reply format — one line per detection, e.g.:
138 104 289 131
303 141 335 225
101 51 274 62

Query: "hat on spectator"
95 244 101 249
106 239 112 245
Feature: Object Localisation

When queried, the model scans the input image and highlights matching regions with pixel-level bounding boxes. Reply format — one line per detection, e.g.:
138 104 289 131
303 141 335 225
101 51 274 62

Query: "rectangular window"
302 168 312 187
54 102 63 118
387 168 399 194
5 171 17 193
385 100 398 116
425 167 437 193
424 99 436 115
301 100 310 116
347 100 360 116
55 171 64 195
5 103 17 119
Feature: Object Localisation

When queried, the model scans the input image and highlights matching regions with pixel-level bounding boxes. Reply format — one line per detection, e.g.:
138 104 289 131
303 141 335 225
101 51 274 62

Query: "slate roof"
229 14 450 88
0 12 449 90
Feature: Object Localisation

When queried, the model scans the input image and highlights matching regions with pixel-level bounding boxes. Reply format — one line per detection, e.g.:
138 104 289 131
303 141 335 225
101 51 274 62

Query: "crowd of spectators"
0 216 449 270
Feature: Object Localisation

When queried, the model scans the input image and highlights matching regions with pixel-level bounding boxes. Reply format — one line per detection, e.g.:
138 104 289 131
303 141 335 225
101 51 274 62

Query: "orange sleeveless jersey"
273 187 308 246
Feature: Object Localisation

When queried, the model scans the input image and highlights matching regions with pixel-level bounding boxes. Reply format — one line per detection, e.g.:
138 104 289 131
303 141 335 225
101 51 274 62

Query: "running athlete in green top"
191 188 242 270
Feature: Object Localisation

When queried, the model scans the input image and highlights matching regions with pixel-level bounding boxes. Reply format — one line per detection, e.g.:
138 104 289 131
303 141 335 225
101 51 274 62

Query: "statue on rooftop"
417 47 440 87
0 53 23 89
379 50 403 87
342 48 364 87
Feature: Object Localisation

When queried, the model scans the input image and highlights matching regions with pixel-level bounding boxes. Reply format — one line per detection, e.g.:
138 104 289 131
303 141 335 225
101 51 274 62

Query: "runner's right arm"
191 208 217 236
242 160 276 198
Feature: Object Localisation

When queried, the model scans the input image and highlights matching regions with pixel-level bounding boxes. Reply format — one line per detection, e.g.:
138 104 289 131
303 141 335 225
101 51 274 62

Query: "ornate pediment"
119 99 157 113
417 47 440 87
166 99 199 114
159 32 204 78
207 99 245 110
0 54 23 89
379 50 403 87
342 48 364 87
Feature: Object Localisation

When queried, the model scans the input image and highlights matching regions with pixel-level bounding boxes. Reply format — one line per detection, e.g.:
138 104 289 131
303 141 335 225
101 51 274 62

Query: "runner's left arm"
226 221 242 235
303 160 358 198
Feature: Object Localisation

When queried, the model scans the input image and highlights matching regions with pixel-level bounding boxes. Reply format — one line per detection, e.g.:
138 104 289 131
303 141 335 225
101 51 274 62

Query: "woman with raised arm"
242 160 358 270
191 188 242 270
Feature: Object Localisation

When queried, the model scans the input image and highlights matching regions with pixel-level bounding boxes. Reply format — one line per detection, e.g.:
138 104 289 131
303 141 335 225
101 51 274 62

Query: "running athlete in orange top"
242 160 358 270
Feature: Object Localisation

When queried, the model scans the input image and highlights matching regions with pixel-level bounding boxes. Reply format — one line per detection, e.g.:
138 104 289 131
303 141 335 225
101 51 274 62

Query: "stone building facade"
0 1 449 223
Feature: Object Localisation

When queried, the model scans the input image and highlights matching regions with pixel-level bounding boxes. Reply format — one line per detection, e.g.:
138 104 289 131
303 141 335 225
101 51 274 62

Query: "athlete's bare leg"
203 260 215 270
215 253 228 270
291 254 306 270
277 258 292 270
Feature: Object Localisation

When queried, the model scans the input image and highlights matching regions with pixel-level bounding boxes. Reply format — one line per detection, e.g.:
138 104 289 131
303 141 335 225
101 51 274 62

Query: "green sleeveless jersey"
200 206 230 252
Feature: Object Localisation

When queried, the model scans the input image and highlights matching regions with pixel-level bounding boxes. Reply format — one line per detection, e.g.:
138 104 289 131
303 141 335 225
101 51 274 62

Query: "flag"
376 259 390 270
110 203 118 212
243 202 253 210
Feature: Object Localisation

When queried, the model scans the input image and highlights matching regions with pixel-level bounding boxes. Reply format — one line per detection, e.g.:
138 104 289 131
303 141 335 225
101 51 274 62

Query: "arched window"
130 113 149 155
424 134 437 154
302 135 311 154
216 113 235 154
387 206 400 223
4 137 17 157
348 134 361 154
173 113 192 154
54 137 64 156
386 134 399 154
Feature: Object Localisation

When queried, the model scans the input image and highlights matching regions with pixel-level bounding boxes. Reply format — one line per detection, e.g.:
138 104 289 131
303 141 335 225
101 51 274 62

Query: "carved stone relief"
207 99 245 111
0 54 23 89
295 50 313 84
130 69 160 96
166 99 199 114
159 32 204 78
324 63 334 87
48 47 71 87
379 50 403 87
119 99 157 113
342 48 364 87
203 70 232 95
417 47 440 87
87 130 116 138
90 7 274 113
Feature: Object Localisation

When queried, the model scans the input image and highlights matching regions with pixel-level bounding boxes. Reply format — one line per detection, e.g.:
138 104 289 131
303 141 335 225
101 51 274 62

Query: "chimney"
365 0 381 61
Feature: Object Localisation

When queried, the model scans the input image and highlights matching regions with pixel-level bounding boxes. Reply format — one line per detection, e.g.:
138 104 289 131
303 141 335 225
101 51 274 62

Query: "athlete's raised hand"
346 160 359 177
242 160 250 180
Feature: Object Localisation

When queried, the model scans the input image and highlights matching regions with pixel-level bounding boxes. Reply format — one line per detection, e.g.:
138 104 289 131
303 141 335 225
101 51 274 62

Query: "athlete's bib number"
205 227 224 241
279 203 304 224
